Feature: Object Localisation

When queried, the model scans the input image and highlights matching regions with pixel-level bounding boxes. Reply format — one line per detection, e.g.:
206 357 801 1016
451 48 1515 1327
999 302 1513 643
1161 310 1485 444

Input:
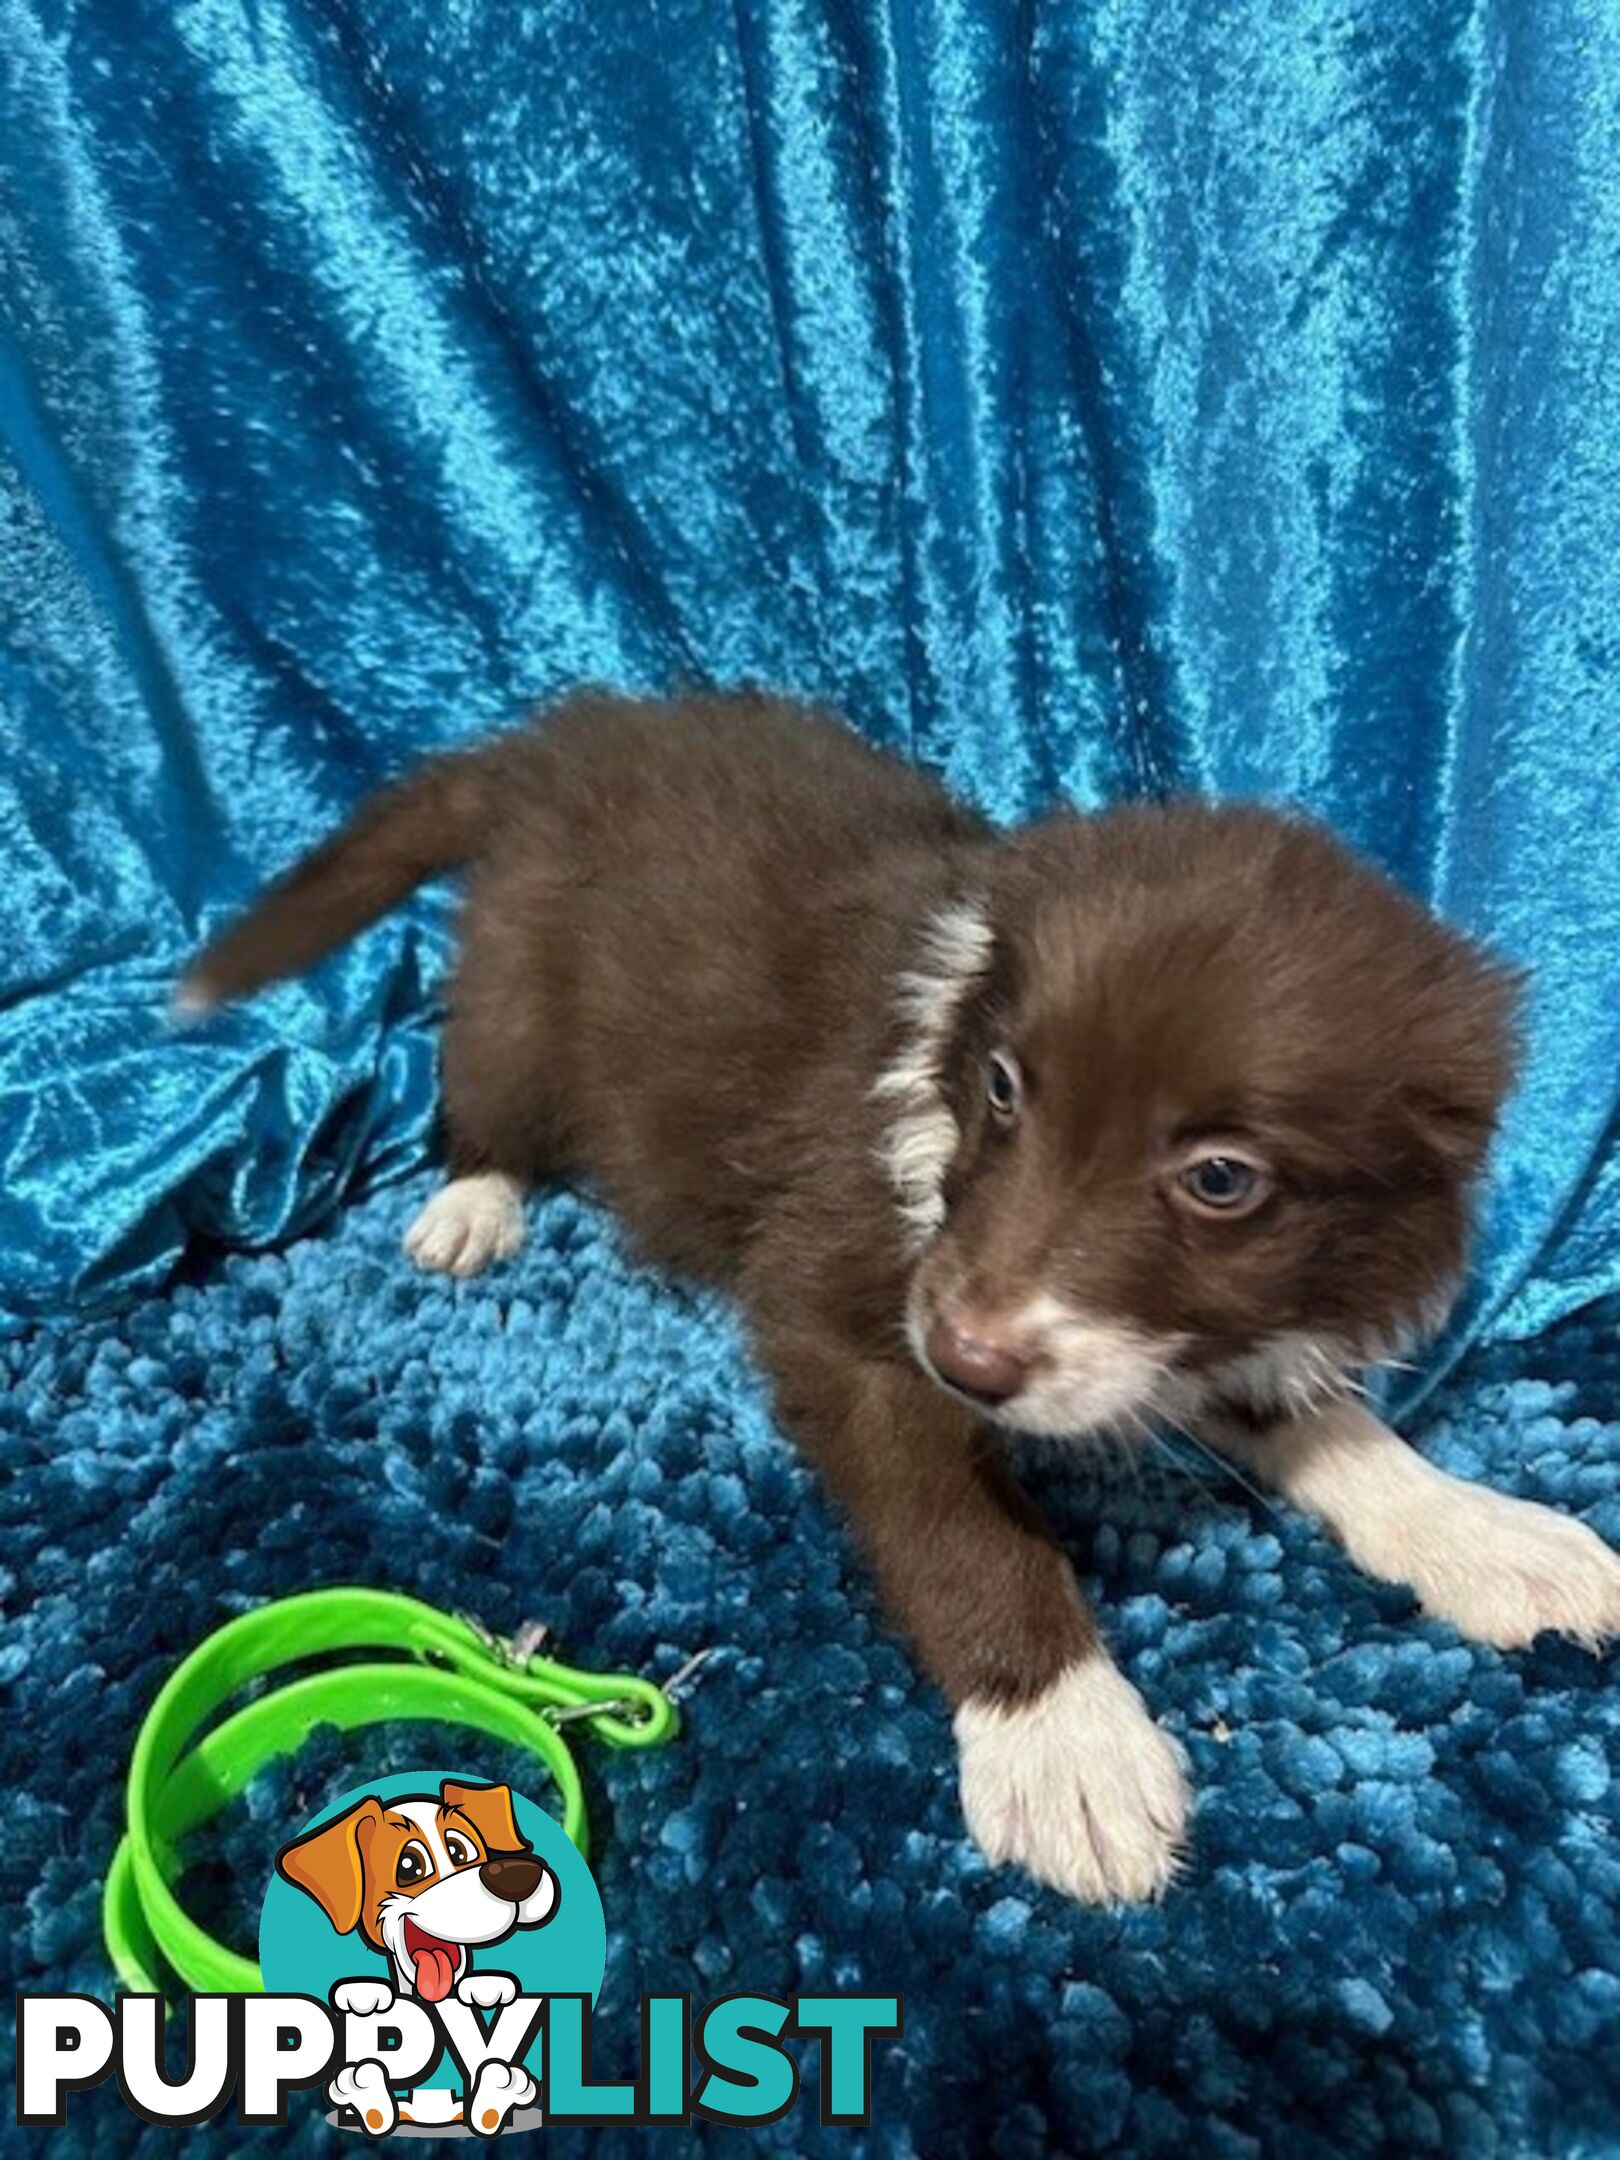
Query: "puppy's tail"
176 743 500 1012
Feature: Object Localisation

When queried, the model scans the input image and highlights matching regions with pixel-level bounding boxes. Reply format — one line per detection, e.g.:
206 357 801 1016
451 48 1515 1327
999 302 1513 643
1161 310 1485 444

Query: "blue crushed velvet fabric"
3 0 1619 1365
4 0 1620 2152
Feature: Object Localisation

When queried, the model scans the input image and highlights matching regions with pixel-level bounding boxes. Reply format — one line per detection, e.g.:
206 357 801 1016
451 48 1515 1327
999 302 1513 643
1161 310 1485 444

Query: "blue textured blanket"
6 1193 1620 2154
3 0 1619 2150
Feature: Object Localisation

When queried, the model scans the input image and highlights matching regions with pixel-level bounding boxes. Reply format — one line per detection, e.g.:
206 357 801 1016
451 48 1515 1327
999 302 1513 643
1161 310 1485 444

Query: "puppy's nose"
924 1314 1030 1405
480 1853 544 1903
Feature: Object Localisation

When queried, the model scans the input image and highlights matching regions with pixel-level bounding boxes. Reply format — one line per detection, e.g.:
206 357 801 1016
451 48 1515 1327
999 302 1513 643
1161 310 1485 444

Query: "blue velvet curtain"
3 0 1618 1395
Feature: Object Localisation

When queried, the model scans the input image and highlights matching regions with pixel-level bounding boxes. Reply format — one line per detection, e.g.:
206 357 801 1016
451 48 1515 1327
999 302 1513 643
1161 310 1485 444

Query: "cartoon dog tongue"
405 1923 459 2002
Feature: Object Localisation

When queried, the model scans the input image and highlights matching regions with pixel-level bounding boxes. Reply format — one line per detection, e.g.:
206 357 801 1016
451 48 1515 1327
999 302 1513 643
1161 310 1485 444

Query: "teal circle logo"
260 1770 604 2135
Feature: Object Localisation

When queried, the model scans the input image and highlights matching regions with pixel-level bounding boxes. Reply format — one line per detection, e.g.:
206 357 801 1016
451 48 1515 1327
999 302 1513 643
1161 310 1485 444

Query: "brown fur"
185 692 1519 1716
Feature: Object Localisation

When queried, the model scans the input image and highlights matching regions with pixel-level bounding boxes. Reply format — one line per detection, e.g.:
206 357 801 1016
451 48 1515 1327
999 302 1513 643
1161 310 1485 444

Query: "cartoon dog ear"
440 1780 527 1855
275 1797 385 1935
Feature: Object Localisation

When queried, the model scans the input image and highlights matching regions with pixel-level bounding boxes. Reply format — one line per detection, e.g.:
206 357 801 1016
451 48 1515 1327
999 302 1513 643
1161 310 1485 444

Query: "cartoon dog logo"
276 1779 560 2134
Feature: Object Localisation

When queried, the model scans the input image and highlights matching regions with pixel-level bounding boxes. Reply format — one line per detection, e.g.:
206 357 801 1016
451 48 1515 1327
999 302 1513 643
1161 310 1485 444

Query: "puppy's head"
887 803 1519 1435
276 1779 558 2001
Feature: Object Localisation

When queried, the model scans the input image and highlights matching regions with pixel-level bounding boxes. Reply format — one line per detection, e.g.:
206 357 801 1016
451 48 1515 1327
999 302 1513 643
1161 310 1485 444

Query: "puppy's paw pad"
457 1972 519 2009
404 1175 526 1277
468 2060 537 2137
1412 1492 1620 1651
332 1980 394 2017
329 2060 396 2137
956 1658 1190 1905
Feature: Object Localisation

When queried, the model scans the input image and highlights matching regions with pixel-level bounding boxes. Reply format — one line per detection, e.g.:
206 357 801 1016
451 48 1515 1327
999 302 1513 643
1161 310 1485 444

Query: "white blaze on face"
909 1288 1183 1439
873 899 995 1247
991 1295 1183 1438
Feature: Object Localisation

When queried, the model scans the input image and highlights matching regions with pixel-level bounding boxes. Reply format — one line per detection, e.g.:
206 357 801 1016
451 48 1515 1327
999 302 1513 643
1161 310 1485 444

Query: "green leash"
102 1588 684 1998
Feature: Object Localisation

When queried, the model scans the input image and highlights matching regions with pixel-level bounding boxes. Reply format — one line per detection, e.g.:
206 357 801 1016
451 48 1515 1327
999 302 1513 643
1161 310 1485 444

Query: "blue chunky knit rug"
5 1179 1619 2156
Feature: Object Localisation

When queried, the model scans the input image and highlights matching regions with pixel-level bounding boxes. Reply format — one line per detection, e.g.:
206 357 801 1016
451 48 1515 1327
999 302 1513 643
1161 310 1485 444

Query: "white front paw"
467 2060 537 2137
329 2061 396 2137
955 1657 1190 1904
1392 1488 1620 1651
457 1971 518 2010
404 1174 526 1277
332 1980 394 2018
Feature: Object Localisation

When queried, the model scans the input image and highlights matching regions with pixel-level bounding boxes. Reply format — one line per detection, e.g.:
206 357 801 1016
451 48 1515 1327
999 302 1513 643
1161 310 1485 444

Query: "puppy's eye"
986 1049 1022 1121
443 1830 478 1869
1177 1153 1271 1216
395 1840 434 1888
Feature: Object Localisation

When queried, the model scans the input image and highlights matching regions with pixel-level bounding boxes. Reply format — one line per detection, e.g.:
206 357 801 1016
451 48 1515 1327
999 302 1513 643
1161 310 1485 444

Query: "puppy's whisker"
1119 1418 1149 1493
1159 1419 1283 1521
1147 1426 1213 1490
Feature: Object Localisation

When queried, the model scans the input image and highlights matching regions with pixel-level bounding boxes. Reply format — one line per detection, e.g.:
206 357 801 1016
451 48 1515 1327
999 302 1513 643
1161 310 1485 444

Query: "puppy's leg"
1209 1399 1620 1650
404 1169 527 1277
404 992 539 1277
761 1333 1189 1902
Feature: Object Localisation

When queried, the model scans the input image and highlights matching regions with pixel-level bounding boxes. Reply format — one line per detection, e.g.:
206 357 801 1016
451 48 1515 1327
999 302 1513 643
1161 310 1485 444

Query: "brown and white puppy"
188 693 1620 1903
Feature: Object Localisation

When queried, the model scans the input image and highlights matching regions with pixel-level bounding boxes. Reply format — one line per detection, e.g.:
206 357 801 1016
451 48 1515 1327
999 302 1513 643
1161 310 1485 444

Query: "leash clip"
543 1694 638 1730
540 1647 716 1735
453 1611 550 1670
447 1608 692 1752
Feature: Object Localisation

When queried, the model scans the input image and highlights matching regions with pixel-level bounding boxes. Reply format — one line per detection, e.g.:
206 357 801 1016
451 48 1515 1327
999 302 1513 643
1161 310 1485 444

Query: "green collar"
103 1588 681 1996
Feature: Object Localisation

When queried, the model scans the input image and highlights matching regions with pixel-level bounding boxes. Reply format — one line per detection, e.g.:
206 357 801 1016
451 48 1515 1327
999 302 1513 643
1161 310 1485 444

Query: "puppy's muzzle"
924 1313 1030 1407
479 1852 545 1903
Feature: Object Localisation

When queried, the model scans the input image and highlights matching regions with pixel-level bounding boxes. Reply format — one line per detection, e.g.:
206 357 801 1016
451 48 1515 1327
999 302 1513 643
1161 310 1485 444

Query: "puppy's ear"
1395 946 1524 1177
441 1780 527 1855
276 1797 384 1934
